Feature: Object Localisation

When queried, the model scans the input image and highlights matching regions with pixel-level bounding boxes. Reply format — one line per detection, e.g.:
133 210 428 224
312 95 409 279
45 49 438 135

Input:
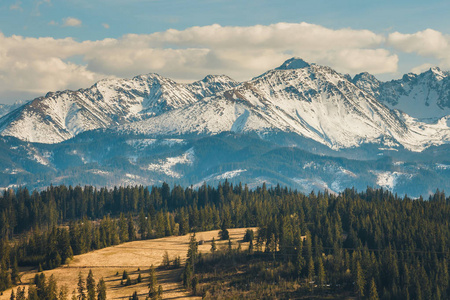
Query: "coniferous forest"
0 182 449 299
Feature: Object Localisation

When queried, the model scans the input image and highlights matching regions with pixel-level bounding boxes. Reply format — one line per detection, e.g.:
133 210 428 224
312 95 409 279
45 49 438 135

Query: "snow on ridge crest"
2 57 450 152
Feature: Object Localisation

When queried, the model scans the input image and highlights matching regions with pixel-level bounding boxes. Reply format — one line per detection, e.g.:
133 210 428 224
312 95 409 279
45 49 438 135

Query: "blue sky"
1 0 450 103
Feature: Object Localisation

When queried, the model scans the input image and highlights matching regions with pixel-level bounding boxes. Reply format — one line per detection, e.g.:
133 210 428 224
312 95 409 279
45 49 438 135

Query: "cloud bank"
0 22 447 103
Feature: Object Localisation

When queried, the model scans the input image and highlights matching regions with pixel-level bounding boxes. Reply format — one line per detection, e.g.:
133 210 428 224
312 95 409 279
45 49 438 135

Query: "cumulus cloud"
388 29 450 67
0 33 102 99
63 17 82 27
0 22 401 103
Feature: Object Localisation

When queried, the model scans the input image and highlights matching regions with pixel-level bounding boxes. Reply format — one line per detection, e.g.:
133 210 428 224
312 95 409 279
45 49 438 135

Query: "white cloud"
48 20 58 26
63 17 82 27
0 22 402 102
388 29 450 67
102 23 110 29
80 22 395 79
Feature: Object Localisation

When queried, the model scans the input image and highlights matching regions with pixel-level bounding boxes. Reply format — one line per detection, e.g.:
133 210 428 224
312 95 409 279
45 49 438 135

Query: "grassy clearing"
0 228 254 300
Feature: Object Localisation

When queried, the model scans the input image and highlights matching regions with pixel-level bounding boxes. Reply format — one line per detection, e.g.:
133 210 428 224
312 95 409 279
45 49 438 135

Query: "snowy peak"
186 75 239 99
352 72 382 98
426 67 447 81
376 67 450 119
123 61 415 150
276 58 311 70
0 73 237 143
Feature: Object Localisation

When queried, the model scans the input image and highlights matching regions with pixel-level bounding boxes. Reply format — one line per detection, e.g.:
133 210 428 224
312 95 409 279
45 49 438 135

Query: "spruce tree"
27 285 39 300
127 213 136 241
148 265 158 299
11 257 20 285
210 238 217 257
77 272 86 300
119 213 128 243
47 274 58 300
86 270 96 300
317 257 326 288
157 285 163 299
368 278 379 300
307 257 315 283
130 291 138 300
16 287 25 300
96 278 106 300
355 261 365 299
59 285 69 300
187 234 198 269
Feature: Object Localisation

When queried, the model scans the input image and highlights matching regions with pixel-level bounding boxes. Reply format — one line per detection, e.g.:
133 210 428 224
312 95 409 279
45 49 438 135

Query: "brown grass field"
1 228 255 299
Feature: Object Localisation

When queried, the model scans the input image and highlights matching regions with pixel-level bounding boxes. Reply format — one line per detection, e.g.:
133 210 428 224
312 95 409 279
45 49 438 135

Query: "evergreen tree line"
0 182 449 298
7 269 106 300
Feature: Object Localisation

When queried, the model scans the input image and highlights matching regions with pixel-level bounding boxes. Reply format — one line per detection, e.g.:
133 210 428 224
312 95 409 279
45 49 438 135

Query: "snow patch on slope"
193 169 247 188
142 148 195 178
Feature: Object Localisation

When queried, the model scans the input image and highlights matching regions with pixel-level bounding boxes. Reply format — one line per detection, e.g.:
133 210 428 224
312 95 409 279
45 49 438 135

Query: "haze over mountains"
1 58 450 196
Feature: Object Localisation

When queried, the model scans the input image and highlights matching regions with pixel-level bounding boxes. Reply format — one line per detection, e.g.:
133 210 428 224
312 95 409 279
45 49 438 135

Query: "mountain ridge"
1 58 450 152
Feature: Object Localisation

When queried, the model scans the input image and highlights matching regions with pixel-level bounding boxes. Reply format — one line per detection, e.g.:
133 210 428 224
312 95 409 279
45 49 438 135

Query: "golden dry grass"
1 228 255 300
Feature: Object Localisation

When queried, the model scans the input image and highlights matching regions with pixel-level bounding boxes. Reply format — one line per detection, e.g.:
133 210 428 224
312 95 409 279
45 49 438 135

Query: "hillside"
0 228 251 300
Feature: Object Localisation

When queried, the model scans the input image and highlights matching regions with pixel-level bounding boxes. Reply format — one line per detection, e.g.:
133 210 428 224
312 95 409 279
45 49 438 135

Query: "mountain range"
1 58 450 197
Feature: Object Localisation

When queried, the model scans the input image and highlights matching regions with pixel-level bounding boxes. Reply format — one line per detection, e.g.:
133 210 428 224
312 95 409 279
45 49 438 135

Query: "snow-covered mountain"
122 59 450 151
0 74 238 143
353 67 450 120
1 58 450 152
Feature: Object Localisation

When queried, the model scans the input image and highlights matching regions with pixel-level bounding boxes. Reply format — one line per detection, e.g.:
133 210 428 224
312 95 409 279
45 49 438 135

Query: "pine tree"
11 257 20 285
129 291 138 300
243 229 254 242
138 210 147 239
317 257 326 288
368 278 379 300
127 213 136 241
162 251 170 269
86 270 96 300
183 263 193 290
119 213 129 243
268 233 277 261
157 285 163 299
27 285 39 300
307 257 315 282
47 274 58 300
10 289 15 300
210 238 217 257
187 234 198 270
355 261 365 299
16 287 25 300
148 265 158 299
59 285 69 300
77 272 86 300
96 278 107 300
294 232 304 277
